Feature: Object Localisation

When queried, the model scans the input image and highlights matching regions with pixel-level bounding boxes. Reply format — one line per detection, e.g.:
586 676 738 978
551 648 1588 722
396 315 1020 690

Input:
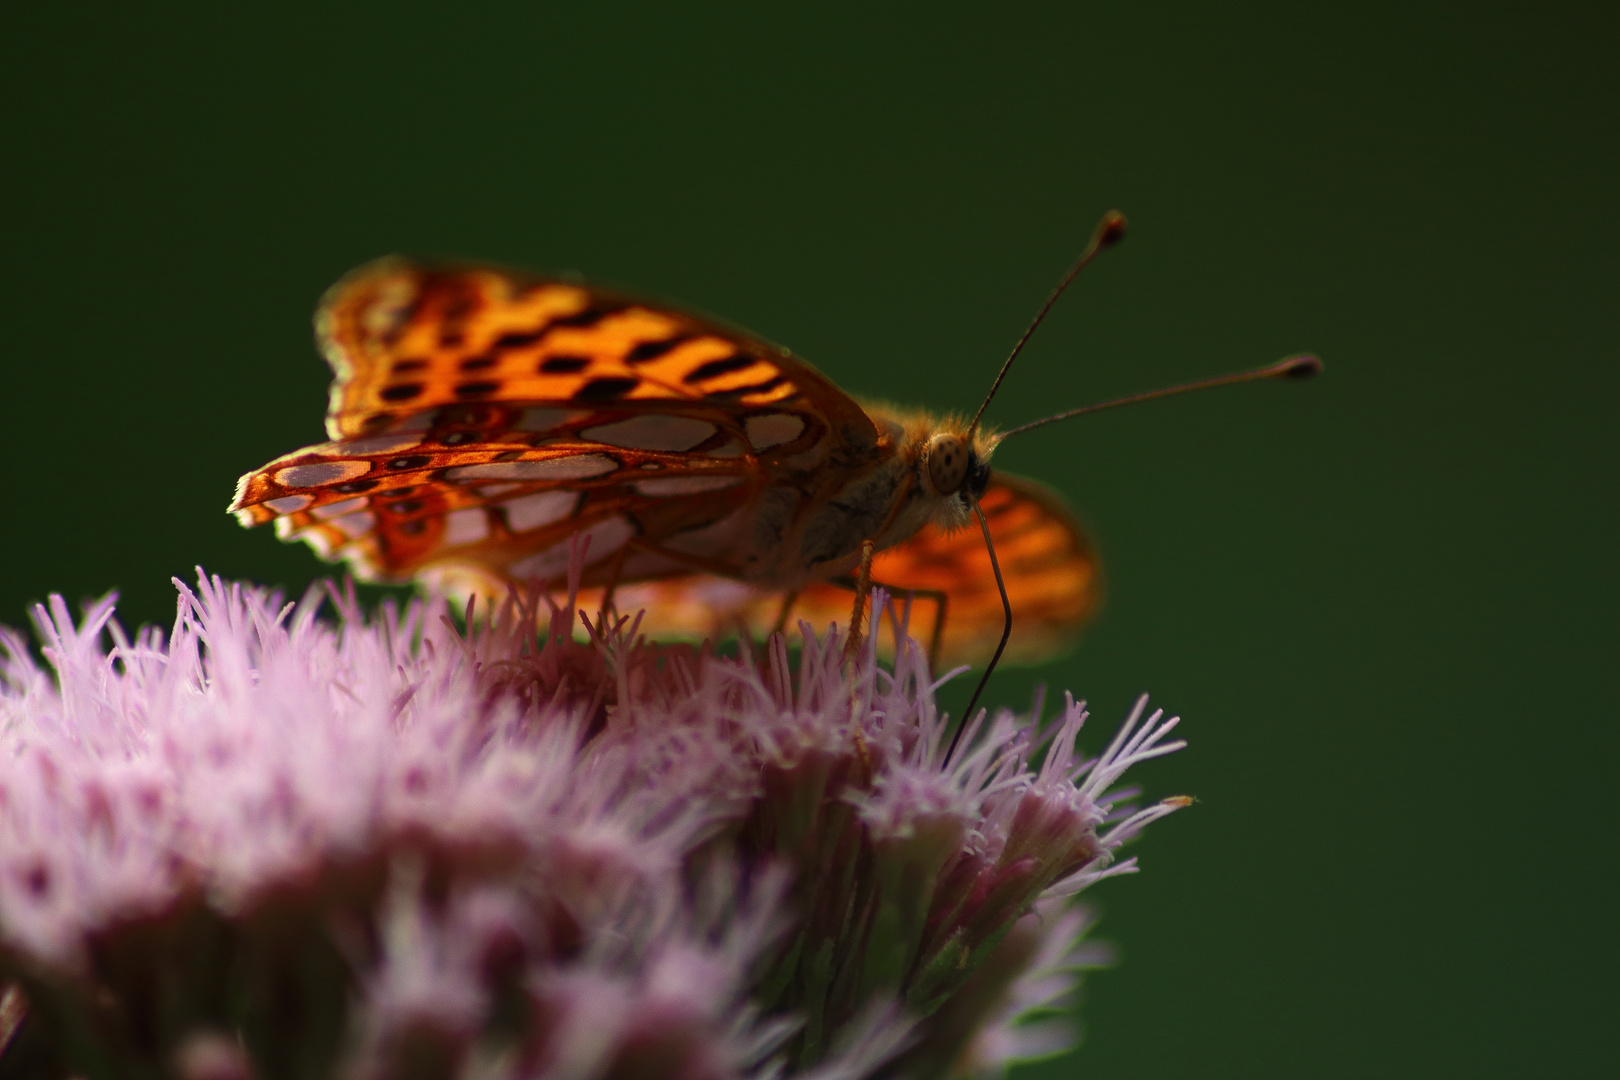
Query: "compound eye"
925 433 970 495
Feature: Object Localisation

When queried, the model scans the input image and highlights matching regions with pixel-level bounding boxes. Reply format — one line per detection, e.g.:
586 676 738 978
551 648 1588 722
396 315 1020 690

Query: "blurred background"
2 2 1613 1076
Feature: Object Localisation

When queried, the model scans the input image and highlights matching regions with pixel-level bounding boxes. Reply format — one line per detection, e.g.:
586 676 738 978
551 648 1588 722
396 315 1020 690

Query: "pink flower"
0 560 1187 1078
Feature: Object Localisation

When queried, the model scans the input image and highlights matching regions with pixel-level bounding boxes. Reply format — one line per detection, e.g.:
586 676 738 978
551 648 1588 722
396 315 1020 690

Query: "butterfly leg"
838 540 877 770
771 590 801 637
829 576 949 672
841 540 876 664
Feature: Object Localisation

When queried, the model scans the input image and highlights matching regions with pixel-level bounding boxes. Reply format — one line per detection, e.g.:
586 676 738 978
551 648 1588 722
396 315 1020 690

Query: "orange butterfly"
231 212 1316 711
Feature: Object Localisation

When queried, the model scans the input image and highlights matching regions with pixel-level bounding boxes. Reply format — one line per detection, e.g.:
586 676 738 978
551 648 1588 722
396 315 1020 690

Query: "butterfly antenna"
967 209 1129 439
996 354 1323 440
945 498 1012 765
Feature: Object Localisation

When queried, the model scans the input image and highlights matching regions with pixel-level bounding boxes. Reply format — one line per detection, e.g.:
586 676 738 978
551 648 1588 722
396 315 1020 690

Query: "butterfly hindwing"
595 474 1100 668
792 473 1100 665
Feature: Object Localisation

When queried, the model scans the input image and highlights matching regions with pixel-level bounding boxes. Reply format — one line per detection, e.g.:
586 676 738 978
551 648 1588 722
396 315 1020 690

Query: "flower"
0 553 1187 1079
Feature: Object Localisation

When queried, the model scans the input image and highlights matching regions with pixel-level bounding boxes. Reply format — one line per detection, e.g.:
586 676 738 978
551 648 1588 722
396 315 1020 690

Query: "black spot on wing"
705 375 788 401
387 456 431 470
540 355 591 374
549 304 623 329
574 377 639 403
459 356 497 371
454 381 501 398
627 335 692 363
684 354 758 383
380 384 425 402
491 329 545 350
333 479 378 494
391 359 428 374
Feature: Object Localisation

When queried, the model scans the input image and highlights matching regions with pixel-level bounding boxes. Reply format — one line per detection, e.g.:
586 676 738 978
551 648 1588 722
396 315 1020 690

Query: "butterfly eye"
924 433 970 495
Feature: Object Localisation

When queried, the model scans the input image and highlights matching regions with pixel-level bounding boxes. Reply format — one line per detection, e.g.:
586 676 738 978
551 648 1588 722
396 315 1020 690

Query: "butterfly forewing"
315 258 876 441
230 258 884 584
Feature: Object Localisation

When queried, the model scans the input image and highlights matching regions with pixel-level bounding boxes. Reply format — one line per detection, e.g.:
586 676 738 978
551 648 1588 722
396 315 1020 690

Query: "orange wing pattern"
598 474 1100 668
230 258 878 585
312 258 876 444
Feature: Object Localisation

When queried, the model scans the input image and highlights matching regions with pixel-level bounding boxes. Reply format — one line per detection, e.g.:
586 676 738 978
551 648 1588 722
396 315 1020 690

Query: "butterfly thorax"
757 405 995 588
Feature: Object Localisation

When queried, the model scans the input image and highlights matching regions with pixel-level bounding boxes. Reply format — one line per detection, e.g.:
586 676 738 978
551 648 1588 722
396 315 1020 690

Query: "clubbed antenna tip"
1271 354 1323 379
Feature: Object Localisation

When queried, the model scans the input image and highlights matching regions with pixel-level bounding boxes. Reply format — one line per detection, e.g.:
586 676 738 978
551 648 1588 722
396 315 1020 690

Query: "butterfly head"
920 428 996 526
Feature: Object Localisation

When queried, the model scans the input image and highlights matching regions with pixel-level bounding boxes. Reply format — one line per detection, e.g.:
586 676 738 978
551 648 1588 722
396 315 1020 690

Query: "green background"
3 3 1613 1076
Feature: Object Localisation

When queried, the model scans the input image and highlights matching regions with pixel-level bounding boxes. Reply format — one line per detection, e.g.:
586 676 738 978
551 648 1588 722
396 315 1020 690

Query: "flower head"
0 562 1187 1078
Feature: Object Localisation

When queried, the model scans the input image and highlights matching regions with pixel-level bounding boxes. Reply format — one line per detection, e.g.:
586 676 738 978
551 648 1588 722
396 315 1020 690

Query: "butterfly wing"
230 258 879 586
594 473 1101 668
311 257 877 444
796 472 1100 666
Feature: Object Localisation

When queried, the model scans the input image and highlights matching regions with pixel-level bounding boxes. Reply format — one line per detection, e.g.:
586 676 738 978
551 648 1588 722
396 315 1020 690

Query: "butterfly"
230 212 1316 712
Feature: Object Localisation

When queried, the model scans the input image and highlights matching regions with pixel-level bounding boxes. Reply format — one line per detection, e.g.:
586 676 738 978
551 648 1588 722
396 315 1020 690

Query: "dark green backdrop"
3 3 1613 1076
